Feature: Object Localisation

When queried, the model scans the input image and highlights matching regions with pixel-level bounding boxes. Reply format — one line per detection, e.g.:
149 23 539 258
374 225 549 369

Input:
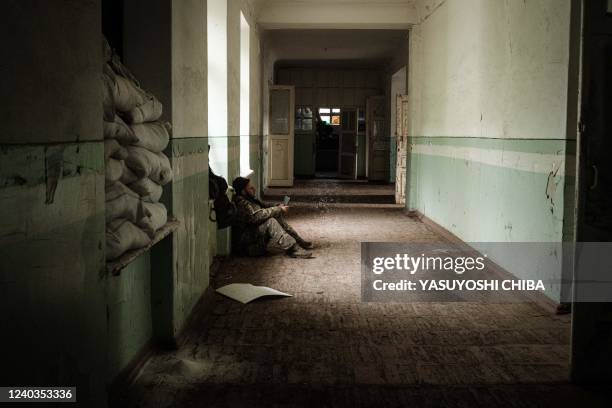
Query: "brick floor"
120 205 611 407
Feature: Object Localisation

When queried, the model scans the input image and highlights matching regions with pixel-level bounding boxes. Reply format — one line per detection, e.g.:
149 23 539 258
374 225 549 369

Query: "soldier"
231 177 314 259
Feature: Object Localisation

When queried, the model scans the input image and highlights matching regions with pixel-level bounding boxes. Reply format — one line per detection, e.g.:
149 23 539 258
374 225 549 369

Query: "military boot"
287 244 314 259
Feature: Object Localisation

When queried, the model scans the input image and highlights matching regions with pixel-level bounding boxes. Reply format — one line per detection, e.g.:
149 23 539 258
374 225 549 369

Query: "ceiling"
266 29 409 66
256 0 418 29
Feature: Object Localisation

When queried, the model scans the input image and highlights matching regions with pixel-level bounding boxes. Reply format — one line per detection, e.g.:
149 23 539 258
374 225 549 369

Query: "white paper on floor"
216 283 292 304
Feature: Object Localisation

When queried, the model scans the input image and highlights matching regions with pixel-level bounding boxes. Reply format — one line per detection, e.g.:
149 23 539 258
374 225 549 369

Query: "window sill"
107 217 180 276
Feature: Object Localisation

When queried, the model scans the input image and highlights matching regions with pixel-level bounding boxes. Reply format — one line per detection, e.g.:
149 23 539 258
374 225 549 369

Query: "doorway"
315 107 341 177
571 0 612 383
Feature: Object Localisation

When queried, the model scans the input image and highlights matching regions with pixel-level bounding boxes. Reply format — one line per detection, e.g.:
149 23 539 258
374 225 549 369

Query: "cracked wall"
407 0 575 303
0 1 107 406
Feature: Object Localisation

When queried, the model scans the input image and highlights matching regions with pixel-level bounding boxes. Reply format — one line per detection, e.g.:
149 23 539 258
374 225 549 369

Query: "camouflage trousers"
239 215 303 256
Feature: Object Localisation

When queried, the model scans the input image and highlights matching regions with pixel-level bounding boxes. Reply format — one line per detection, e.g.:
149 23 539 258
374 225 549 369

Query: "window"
319 107 341 126
239 11 251 177
207 0 228 179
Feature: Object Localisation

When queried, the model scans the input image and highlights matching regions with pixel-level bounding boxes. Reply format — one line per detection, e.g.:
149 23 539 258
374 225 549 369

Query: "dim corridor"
118 205 601 408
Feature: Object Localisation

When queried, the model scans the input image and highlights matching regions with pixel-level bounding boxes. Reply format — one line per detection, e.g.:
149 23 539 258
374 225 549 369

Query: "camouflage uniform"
233 195 304 256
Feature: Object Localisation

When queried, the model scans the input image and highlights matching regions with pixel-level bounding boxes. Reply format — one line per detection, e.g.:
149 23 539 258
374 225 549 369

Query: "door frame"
267 85 295 187
395 94 409 204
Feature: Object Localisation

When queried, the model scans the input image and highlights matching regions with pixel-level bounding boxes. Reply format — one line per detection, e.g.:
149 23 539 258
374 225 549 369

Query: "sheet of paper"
216 283 292 304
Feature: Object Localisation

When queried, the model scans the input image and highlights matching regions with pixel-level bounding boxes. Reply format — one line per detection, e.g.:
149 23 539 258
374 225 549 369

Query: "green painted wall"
167 138 210 335
407 137 571 301
0 143 107 407
107 253 152 379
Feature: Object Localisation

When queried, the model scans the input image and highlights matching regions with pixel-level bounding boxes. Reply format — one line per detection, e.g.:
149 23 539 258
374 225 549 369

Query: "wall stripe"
411 142 573 176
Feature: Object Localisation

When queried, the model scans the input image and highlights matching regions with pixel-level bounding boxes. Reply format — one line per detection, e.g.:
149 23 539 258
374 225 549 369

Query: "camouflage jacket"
233 195 281 226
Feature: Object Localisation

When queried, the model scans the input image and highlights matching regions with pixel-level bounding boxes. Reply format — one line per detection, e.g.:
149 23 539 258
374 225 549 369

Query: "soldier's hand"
279 204 289 214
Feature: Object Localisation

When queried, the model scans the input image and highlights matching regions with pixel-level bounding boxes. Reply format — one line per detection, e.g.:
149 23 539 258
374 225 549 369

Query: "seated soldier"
232 177 314 259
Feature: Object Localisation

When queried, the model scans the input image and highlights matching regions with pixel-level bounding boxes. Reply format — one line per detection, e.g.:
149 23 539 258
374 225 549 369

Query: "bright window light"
240 12 252 177
207 0 228 179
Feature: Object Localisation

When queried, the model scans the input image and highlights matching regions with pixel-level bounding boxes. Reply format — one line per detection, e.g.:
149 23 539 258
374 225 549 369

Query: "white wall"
409 0 572 140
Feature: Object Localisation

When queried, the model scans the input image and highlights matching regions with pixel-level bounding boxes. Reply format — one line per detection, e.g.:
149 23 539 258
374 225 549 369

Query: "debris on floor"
216 283 292 304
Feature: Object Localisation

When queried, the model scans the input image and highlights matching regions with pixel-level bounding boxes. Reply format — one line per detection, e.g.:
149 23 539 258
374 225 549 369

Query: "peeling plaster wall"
0 1 107 406
121 0 210 345
0 0 262 403
108 0 264 372
407 0 574 302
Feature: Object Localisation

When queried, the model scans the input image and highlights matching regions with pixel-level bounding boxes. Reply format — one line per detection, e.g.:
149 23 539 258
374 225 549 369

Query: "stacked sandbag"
103 38 170 261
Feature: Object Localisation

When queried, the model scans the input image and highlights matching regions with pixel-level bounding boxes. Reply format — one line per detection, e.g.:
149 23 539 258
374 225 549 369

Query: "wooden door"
366 96 388 181
395 95 409 204
338 108 357 179
268 85 294 187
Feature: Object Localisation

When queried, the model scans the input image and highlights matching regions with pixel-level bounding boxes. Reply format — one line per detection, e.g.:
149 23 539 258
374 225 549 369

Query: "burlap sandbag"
138 202 168 238
120 161 138 185
104 139 128 161
129 178 163 202
104 115 139 145
106 219 151 260
106 181 133 202
109 54 140 87
123 96 163 124
125 146 173 185
131 122 170 153
113 75 147 112
105 181 144 224
105 158 123 183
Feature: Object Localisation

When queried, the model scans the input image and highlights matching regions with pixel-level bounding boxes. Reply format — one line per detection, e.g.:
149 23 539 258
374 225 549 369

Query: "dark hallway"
3 1 612 407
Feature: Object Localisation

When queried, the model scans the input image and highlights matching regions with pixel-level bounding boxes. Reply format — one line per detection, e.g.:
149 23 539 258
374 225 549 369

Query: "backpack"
208 167 236 229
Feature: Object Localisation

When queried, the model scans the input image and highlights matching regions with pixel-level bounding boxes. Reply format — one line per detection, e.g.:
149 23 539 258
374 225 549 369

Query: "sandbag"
125 146 173 185
105 158 123 183
120 162 138 185
113 75 147 112
138 202 168 238
106 220 151 260
109 54 140 87
131 122 170 153
104 115 139 145
104 139 128 161
105 181 136 202
129 178 163 202
105 181 144 223
122 96 163 124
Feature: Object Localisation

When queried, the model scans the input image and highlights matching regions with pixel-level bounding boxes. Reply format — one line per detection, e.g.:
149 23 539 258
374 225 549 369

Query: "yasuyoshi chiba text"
372 279 546 292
